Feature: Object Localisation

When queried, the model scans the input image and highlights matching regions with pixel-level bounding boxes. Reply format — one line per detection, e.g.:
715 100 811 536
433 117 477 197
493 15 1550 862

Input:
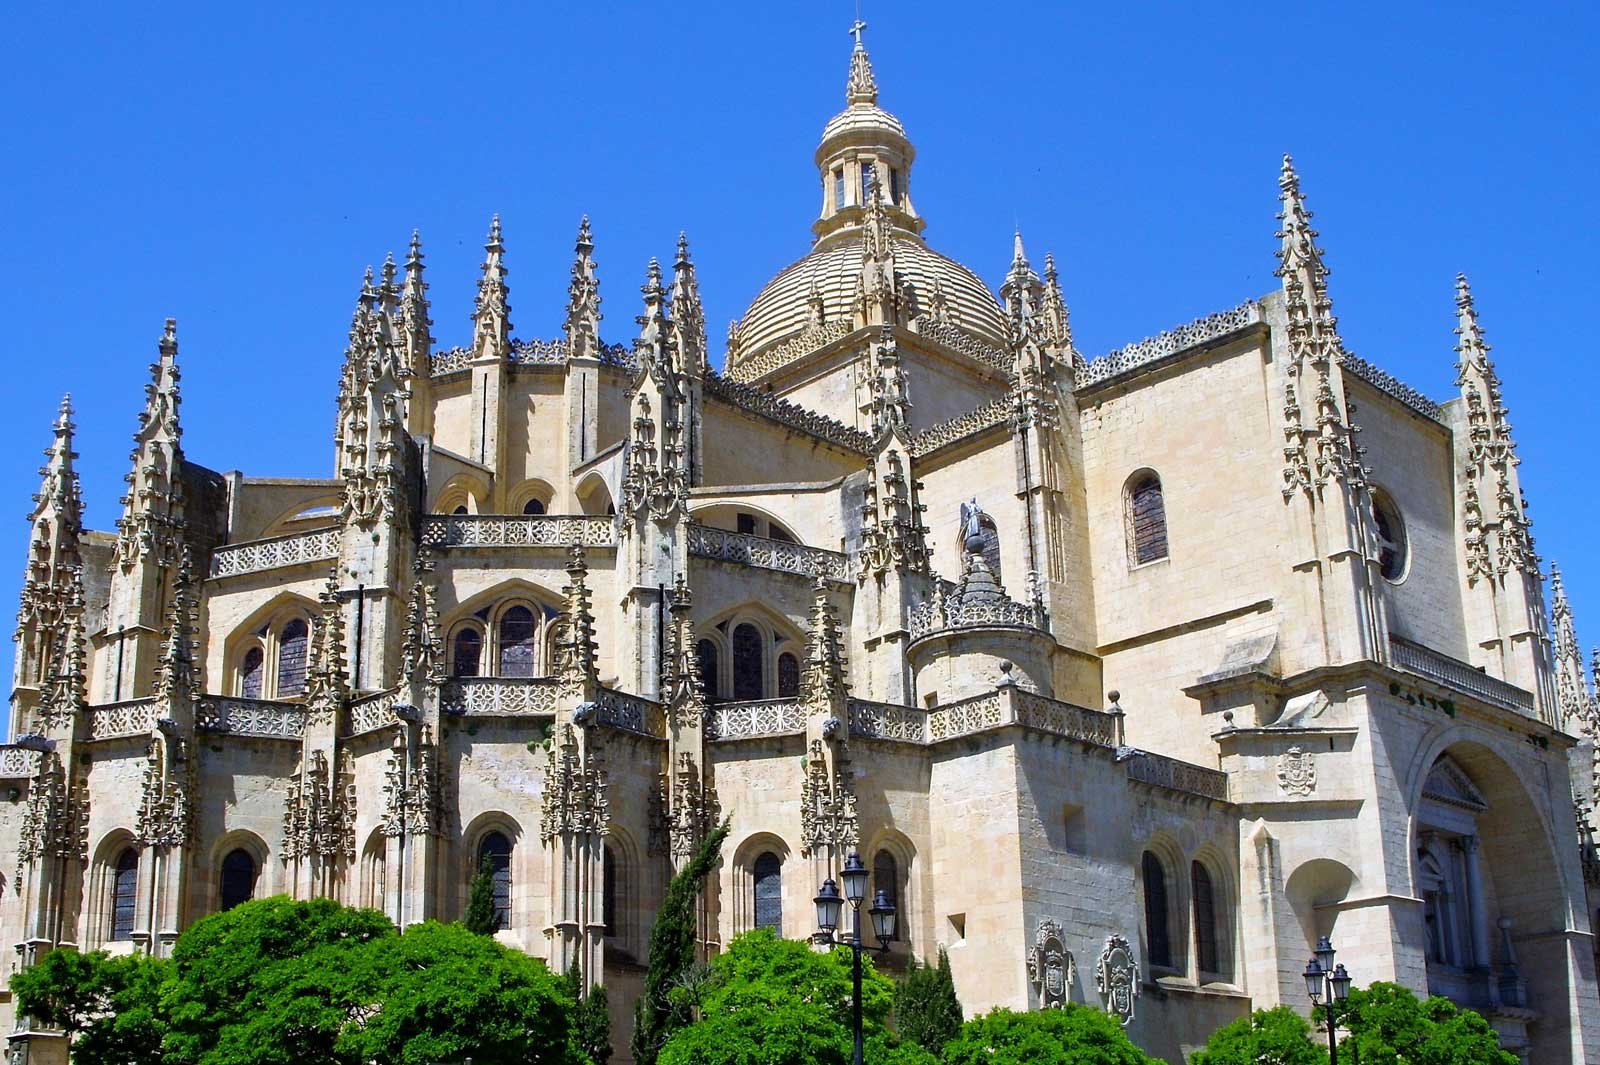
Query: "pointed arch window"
220 848 257 911
696 639 720 701
478 831 512 931
522 498 546 515
1192 861 1219 976
603 844 617 936
873 850 900 942
276 619 309 697
452 626 483 678
777 653 800 699
1371 489 1408 582
239 646 264 699
754 851 782 932
1142 851 1172 969
732 624 764 702
110 848 139 940
1126 472 1169 566
498 606 538 678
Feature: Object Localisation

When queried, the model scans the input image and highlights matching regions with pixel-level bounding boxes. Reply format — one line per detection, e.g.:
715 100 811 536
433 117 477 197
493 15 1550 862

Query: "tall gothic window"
1126 473 1169 566
873 850 900 942
522 498 546 515
696 639 720 700
498 606 537 678
239 646 264 699
110 848 138 940
777 653 800 699
889 168 901 206
732 624 764 701
478 832 513 932
220 848 257 911
276 619 309 697
833 168 845 211
1371 489 1408 582
860 162 874 205
1142 851 1172 969
1192 862 1220 976
754 852 782 932
603 844 617 936
452 627 482 678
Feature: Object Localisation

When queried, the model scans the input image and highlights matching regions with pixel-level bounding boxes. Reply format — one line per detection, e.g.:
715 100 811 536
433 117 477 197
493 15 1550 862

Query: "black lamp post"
815 851 897 1065
1303 936 1354 1062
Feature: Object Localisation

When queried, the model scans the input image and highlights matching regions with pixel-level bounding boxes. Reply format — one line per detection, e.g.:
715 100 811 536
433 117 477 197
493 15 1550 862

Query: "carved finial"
1000 229 1043 330
402 228 433 376
564 215 603 360
636 257 669 357
1454 272 1493 384
1040 253 1076 355
670 234 706 373
472 214 512 360
846 20 878 105
558 544 600 697
160 317 178 359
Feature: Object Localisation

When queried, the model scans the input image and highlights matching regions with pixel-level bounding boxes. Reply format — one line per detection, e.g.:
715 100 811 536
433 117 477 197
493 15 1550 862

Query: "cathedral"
7 26 1600 1065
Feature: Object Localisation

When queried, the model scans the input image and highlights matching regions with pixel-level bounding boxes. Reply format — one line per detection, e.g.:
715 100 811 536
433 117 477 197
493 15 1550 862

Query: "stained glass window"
240 646 263 699
696 639 719 700
754 852 782 932
1143 852 1171 968
1128 475 1169 565
523 498 546 515
732 624 764 701
1192 862 1219 975
777 653 800 698
452 627 482 678
111 848 138 940
478 832 512 931
276 619 309 697
498 606 537 678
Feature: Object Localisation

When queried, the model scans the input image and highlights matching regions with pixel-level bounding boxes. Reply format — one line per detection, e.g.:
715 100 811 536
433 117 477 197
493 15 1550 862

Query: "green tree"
655 928 936 1065
1336 982 1516 1065
939 1006 1161 1065
12 948 168 1065
893 948 963 1052
559 956 613 1064
464 853 500 936
1189 1006 1323 1065
631 818 731 1065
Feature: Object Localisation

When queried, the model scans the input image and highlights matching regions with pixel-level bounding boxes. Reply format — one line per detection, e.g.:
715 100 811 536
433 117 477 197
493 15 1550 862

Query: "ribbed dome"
819 103 908 146
734 234 1010 361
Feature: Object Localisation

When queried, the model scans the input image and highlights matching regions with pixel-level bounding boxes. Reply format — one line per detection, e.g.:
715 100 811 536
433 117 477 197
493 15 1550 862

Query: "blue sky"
3 1 1596 719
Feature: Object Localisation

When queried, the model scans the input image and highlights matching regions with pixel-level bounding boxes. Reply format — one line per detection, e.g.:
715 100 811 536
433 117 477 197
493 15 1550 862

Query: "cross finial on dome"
846 20 878 105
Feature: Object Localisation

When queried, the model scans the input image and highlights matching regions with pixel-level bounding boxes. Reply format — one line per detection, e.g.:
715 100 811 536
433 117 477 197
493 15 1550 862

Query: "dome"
819 103 908 147
735 234 1010 362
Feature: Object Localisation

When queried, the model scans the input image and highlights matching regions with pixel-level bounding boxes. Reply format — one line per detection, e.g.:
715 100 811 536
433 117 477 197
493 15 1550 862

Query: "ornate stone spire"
1275 155 1361 500
1552 565 1588 732
564 216 603 361
540 723 608 844
621 257 689 521
115 319 185 573
1000 231 1044 333
303 572 350 720
662 575 704 726
402 230 434 380
557 545 600 698
670 233 707 375
846 19 878 105
858 443 931 579
1455 273 1536 582
858 185 898 328
400 551 444 687
471 214 512 361
17 396 87 706
635 257 670 367
336 266 406 527
1040 254 1078 364
152 546 199 708
801 571 848 710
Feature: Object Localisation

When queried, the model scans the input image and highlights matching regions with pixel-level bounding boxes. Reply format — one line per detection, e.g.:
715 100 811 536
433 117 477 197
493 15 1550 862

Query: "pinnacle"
576 215 594 252
408 228 423 259
56 393 74 428
675 231 691 267
1013 229 1028 266
1280 153 1299 192
487 214 503 248
846 19 878 105
160 317 178 358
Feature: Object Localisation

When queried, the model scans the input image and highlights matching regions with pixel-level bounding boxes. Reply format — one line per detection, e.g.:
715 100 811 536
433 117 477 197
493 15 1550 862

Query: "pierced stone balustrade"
441 678 559 716
1125 750 1230 802
209 526 340 579
687 524 851 583
421 515 616 550
596 688 666 739
85 699 160 741
707 699 807 741
1390 636 1538 719
0 746 43 779
346 689 400 736
196 697 306 739
848 699 928 744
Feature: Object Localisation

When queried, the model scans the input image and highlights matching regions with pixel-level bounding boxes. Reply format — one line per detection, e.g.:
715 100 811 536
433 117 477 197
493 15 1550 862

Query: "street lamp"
815 851 897 1065
1303 936 1354 1061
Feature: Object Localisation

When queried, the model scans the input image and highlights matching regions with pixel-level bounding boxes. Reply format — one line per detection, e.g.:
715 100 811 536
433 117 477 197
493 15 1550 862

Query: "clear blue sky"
3 1 1597 721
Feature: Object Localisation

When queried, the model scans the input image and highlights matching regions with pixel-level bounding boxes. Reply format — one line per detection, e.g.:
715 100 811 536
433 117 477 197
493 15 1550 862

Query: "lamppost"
815 851 898 1065
1303 936 1354 1062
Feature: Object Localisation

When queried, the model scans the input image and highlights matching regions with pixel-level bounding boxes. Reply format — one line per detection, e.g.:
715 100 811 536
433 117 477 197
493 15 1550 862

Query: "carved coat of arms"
1277 746 1316 797
1095 933 1140 1025
1027 918 1075 1008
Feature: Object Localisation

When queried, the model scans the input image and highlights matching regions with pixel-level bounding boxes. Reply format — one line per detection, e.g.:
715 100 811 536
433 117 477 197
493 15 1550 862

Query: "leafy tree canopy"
1189 1006 1324 1065
939 1006 1162 1065
1336 982 1516 1065
893 949 963 1052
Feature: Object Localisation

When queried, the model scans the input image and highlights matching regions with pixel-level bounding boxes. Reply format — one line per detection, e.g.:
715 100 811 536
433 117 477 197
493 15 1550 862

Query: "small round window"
1370 489 1408 582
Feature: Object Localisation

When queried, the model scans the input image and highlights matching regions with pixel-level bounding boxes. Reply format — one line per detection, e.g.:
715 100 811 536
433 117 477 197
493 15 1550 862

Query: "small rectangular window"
1062 804 1087 855
737 513 758 535
861 163 875 205
889 168 900 205
833 169 845 210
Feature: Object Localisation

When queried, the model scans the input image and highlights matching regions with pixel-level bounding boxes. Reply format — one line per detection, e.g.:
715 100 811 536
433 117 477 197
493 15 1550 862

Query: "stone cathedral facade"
7 30 1600 1065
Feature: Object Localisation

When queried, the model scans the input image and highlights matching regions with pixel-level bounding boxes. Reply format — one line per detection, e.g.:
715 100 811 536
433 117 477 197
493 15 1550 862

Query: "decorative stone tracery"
1095 933 1140 1025
800 738 857 858
1028 918 1075 1008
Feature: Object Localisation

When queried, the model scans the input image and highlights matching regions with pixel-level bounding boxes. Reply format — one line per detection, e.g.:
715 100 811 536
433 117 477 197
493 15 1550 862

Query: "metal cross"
849 18 867 47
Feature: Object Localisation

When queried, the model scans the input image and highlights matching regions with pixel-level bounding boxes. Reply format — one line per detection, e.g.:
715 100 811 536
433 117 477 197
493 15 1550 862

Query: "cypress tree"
463 855 499 936
893 947 964 1052
560 957 613 1064
631 818 731 1065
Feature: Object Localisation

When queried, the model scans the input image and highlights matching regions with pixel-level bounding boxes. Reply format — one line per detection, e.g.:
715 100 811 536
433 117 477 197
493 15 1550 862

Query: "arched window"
1142 851 1172 969
276 618 309 697
522 498 546 515
959 501 1003 583
478 832 512 931
1126 473 1169 566
873 850 900 942
220 848 257 911
603 844 617 936
239 646 264 699
110 848 139 940
452 505 469 516
696 640 720 701
1192 862 1219 976
753 852 782 932
777 653 800 698
452 627 483 678
498 606 538 679
732 624 764 701
1371 489 1408 582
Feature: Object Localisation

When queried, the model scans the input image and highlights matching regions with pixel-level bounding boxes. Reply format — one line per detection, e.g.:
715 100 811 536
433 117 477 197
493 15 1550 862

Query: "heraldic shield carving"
1095 933 1140 1025
1028 918 1075 1008
1277 745 1316 797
